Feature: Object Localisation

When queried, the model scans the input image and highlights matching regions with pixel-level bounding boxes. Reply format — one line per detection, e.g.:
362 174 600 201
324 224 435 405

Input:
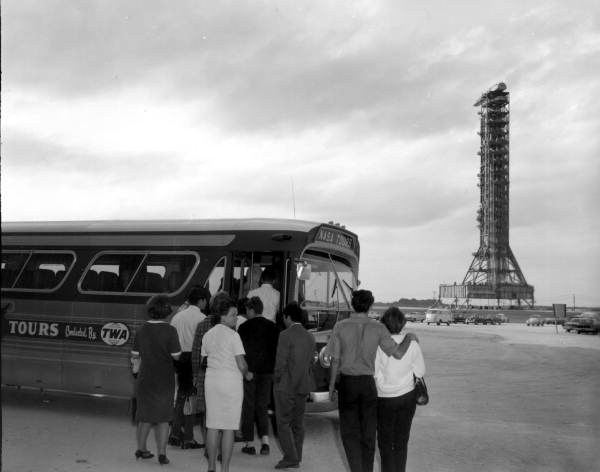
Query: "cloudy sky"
2 1 599 306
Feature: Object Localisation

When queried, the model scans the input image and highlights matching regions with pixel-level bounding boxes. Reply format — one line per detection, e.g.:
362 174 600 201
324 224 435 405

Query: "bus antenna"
291 176 297 219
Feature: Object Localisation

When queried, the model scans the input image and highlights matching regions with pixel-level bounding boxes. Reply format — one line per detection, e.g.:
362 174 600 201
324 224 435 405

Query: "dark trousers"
338 375 378 472
171 352 194 441
171 391 195 441
241 373 273 441
377 390 416 472
274 390 307 464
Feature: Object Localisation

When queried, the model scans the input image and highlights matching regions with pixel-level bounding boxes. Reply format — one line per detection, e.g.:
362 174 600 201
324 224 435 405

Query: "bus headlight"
318 346 332 368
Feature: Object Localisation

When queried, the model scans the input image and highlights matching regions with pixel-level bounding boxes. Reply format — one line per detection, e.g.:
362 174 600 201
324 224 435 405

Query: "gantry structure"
439 83 534 308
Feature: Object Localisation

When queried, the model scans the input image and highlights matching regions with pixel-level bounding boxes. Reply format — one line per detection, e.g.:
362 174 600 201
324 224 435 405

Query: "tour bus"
1 219 359 410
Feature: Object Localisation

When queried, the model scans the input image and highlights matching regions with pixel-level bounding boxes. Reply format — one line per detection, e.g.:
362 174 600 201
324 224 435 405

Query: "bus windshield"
298 251 356 311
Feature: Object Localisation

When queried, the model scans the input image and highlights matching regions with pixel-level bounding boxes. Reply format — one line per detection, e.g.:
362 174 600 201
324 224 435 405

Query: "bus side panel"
2 340 63 390
61 344 135 398
60 301 144 397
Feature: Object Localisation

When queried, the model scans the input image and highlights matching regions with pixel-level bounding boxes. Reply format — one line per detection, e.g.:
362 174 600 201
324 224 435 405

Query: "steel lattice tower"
440 83 534 307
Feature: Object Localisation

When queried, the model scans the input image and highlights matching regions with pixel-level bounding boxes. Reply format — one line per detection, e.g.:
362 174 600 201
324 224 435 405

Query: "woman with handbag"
131 295 182 465
374 307 425 472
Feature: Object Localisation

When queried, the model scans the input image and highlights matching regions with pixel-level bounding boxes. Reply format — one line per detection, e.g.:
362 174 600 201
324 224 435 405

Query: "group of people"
130 281 425 472
131 270 315 471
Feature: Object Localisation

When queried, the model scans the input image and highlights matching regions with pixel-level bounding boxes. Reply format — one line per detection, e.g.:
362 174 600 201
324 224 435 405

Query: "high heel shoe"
181 440 203 449
158 454 170 465
135 449 154 460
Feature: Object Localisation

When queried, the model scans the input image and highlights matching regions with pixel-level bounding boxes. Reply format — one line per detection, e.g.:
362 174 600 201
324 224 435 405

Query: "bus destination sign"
315 227 356 252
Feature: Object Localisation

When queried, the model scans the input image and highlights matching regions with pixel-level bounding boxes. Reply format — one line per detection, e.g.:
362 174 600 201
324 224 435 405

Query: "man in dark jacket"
238 296 279 456
273 302 316 469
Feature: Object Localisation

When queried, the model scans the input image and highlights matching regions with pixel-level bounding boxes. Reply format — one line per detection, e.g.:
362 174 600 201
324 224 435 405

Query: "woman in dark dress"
131 295 182 465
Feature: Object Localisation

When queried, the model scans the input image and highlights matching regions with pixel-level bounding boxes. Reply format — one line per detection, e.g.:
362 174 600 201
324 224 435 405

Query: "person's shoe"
242 445 257 455
260 444 270 455
135 449 154 460
158 454 170 465
182 440 203 450
274 460 300 469
168 436 182 447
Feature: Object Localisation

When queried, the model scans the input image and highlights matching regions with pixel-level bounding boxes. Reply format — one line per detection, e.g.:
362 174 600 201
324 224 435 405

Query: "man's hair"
261 266 276 283
146 294 172 320
245 296 264 315
210 292 236 318
381 306 406 334
187 286 211 306
237 297 248 316
351 290 374 313
283 301 304 323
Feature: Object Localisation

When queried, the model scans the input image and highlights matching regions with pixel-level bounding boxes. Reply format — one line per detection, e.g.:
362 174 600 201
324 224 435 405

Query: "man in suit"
273 302 316 469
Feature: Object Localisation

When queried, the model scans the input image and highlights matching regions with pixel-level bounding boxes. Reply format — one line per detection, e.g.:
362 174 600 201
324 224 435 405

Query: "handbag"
131 356 141 376
183 395 196 416
414 376 429 406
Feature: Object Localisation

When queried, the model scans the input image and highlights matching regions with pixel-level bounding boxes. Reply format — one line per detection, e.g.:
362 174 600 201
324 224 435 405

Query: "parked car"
495 313 509 323
526 316 544 326
452 312 468 323
543 317 564 325
564 312 600 334
466 313 500 325
425 308 452 326
405 311 424 322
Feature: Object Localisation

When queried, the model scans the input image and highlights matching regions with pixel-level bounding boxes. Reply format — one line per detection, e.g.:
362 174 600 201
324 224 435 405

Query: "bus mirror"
297 262 312 280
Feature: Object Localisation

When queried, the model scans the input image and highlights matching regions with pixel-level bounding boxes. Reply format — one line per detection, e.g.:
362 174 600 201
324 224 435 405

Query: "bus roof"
2 218 354 235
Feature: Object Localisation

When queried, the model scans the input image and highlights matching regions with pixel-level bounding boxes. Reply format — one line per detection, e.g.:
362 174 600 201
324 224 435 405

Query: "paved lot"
2 323 599 471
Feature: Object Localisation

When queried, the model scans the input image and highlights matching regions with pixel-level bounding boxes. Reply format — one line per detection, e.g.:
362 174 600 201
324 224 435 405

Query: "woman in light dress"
374 306 425 472
201 294 253 472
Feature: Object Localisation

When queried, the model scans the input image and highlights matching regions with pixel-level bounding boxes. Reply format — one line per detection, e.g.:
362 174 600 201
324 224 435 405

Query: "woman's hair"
351 289 375 313
146 294 173 320
381 306 406 334
245 296 264 315
210 292 236 318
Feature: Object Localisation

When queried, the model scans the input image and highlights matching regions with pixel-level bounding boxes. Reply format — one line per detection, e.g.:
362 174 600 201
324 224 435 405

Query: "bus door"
230 251 286 305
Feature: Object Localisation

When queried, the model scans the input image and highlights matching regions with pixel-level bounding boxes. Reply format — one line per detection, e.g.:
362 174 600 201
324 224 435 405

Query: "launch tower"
439 83 534 308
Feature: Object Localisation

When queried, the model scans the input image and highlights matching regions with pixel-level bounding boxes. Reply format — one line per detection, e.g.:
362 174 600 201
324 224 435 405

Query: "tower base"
439 283 534 308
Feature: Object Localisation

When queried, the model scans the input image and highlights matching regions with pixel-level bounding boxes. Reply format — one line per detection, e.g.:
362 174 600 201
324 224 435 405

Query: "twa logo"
101 323 130 346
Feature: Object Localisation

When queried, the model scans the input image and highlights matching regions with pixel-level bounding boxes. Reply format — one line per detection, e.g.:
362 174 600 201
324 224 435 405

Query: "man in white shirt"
169 286 210 448
247 267 280 323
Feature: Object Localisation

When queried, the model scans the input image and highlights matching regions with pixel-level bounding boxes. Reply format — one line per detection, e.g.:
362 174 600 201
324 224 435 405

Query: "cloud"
2 0 599 305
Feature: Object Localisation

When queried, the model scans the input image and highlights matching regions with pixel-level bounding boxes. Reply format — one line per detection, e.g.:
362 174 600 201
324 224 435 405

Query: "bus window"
128 253 197 294
12 252 75 291
82 253 144 292
81 252 199 294
1 252 30 289
205 257 226 296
